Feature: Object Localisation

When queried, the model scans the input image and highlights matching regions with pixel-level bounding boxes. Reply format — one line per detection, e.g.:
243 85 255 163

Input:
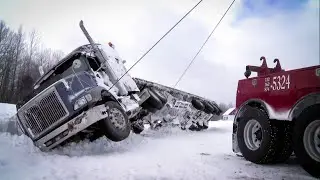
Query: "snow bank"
0 119 315 180
0 103 314 180
0 103 16 122
0 103 19 134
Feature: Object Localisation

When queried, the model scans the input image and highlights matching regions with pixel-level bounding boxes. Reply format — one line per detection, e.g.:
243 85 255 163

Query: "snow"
99 44 140 93
223 107 236 116
0 103 17 134
0 103 16 122
265 102 291 120
0 104 316 180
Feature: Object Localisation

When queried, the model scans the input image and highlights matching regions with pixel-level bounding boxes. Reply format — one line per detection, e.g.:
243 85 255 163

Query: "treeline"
0 20 64 104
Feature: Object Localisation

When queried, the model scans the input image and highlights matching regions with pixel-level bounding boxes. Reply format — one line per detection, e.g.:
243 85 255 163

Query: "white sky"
0 0 319 104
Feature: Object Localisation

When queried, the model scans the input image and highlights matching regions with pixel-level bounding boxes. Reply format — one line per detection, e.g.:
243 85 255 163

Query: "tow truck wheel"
293 105 320 178
101 101 131 142
272 121 293 163
237 106 278 164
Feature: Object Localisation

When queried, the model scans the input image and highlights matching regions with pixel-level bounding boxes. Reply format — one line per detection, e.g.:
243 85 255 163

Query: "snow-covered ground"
0 103 316 180
0 103 16 121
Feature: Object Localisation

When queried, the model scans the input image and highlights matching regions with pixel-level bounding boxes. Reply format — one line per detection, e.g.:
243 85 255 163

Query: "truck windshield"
34 56 90 88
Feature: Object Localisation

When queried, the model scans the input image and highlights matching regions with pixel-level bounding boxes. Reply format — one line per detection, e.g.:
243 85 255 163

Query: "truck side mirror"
244 69 251 78
39 66 44 76
72 59 82 69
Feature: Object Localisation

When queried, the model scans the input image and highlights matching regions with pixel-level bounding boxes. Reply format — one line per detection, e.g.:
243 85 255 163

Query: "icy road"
0 104 316 180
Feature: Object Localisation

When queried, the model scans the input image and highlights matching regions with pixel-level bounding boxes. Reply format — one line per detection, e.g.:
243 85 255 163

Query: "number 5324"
271 75 290 91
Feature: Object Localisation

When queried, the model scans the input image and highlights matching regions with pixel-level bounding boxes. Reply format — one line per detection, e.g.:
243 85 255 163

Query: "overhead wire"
108 0 204 91
173 0 236 88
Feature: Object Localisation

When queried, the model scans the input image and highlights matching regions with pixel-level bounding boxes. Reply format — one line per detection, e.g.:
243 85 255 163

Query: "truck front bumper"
35 104 108 151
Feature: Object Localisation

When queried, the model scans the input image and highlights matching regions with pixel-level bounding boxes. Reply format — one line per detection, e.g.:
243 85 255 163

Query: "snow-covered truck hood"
98 44 139 92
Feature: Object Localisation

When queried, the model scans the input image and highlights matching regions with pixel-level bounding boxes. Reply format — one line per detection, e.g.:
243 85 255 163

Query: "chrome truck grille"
20 87 69 137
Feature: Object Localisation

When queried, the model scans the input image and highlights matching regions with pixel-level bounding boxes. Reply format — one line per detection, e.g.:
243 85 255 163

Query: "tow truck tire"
237 106 279 164
101 101 131 142
191 99 205 111
292 105 320 178
273 121 293 163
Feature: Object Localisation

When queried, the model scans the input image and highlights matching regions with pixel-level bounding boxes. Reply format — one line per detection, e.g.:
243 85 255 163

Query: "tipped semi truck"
232 57 320 178
14 21 221 151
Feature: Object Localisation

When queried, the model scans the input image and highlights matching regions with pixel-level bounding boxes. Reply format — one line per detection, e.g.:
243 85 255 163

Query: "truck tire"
150 88 167 105
237 106 279 164
203 121 209 129
292 105 320 178
273 121 293 163
101 101 131 142
189 123 201 131
191 99 205 111
202 101 216 114
196 121 208 130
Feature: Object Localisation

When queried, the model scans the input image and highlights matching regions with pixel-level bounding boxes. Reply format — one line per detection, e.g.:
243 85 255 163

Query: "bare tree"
0 20 64 103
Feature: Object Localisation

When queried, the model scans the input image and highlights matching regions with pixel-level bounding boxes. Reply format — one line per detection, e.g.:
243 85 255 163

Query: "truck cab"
232 56 320 178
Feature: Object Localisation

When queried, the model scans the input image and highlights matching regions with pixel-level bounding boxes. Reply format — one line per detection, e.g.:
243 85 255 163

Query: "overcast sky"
0 0 319 104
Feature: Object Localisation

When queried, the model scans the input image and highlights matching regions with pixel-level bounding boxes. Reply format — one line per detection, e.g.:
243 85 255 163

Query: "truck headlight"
74 94 92 110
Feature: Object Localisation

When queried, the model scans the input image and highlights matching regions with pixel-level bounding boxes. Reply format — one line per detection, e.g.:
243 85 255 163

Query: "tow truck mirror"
244 69 251 79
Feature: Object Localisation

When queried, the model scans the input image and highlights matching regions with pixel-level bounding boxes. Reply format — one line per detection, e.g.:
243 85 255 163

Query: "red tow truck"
232 56 320 178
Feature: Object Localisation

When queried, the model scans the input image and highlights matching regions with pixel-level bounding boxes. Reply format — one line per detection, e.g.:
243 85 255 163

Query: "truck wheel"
203 121 209 129
237 106 278 164
101 101 131 142
202 101 216 114
191 99 205 111
273 121 293 163
292 105 320 178
189 123 201 131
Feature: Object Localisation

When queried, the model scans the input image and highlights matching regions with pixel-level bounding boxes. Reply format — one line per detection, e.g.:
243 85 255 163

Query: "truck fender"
232 99 268 154
234 99 268 123
288 92 320 121
101 89 118 102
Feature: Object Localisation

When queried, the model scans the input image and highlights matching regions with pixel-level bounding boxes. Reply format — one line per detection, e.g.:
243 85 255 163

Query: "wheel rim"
303 119 320 162
109 108 126 130
244 119 263 151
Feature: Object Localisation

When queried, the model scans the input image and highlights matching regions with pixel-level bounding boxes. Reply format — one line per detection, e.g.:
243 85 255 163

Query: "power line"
173 0 236 88
108 0 204 91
